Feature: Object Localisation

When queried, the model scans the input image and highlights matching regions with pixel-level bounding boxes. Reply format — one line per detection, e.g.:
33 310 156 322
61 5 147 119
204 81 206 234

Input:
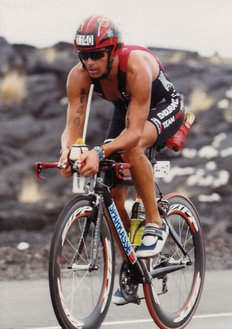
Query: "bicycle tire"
49 195 115 329
143 193 205 329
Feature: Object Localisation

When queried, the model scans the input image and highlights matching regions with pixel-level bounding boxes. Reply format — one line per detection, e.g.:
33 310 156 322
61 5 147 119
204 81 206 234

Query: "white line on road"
194 312 232 319
30 312 232 329
103 313 232 325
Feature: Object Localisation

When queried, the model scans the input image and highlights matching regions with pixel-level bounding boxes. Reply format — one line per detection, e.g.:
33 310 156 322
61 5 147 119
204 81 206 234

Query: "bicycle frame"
34 158 190 283
67 164 151 284
98 182 187 282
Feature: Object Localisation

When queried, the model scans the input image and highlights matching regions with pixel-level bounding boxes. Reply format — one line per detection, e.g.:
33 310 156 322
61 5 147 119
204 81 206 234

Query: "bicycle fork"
89 195 104 271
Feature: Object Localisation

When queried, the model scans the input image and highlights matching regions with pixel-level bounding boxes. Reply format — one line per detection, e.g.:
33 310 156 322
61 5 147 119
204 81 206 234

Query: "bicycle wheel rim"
144 194 205 329
49 198 114 329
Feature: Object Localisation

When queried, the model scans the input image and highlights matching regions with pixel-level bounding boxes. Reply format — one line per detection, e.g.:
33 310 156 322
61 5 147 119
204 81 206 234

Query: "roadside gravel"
0 224 232 281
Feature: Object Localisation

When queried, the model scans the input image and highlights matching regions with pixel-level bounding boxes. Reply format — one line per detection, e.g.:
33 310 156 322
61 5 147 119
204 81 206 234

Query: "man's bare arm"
61 65 91 150
102 52 154 156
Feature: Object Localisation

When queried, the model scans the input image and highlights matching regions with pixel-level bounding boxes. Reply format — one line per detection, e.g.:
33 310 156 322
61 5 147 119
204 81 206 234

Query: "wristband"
93 146 105 160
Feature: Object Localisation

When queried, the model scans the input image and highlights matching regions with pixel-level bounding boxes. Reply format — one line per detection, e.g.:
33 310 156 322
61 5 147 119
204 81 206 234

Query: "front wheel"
143 194 205 329
49 195 115 329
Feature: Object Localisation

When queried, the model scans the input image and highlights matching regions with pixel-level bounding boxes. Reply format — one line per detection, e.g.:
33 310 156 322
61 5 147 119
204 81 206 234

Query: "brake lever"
57 163 69 170
115 163 131 179
71 161 86 171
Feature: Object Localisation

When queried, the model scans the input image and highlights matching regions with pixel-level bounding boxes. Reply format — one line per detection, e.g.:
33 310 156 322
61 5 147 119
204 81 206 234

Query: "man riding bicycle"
59 15 185 304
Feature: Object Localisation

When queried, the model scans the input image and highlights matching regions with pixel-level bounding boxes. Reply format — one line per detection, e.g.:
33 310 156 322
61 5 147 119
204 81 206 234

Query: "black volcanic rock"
0 40 232 274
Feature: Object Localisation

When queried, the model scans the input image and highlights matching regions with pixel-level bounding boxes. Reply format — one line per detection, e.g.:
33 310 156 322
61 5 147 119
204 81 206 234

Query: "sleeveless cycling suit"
91 45 184 148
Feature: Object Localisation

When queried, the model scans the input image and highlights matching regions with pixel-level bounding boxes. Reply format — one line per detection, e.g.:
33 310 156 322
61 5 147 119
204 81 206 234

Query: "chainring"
119 260 140 303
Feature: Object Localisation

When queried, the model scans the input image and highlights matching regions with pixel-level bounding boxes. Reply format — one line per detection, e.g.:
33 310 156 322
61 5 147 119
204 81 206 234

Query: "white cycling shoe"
112 288 142 306
136 223 169 258
112 288 129 306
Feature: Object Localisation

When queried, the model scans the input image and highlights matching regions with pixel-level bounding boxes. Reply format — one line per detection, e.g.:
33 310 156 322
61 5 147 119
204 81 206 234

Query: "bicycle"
34 146 205 329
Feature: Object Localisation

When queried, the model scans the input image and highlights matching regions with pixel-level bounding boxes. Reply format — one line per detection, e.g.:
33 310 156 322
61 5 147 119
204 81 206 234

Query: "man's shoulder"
119 45 153 58
120 44 148 52
68 64 90 84
69 63 85 79
67 64 91 95
119 45 156 71
118 45 137 72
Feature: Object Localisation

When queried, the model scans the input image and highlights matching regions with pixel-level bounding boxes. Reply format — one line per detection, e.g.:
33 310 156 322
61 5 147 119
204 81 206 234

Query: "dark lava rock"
0 40 232 278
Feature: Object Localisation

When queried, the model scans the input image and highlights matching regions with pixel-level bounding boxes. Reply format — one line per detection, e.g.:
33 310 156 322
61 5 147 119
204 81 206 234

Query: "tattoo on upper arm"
74 88 86 126
80 88 86 103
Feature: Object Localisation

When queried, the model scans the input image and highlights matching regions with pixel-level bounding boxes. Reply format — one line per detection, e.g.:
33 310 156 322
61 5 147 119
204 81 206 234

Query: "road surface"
0 270 232 329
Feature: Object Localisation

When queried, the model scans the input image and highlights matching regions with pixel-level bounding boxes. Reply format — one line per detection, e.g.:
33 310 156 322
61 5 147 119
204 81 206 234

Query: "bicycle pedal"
131 296 141 305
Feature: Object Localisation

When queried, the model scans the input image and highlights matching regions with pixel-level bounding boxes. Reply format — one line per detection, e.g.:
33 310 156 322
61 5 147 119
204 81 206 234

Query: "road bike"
34 147 205 329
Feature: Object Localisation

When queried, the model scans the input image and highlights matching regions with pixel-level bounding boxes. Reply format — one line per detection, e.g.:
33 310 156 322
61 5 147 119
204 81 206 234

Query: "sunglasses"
78 49 107 61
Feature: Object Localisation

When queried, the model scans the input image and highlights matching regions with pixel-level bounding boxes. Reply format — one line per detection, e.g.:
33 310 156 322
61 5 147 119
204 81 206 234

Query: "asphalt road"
0 270 232 329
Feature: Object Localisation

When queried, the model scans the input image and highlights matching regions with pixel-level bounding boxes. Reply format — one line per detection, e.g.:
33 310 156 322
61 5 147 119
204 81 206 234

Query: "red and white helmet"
74 15 123 56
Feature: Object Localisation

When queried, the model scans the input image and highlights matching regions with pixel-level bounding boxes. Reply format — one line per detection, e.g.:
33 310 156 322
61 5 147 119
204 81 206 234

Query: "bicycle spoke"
77 218 91 262
144 195 205 328
68 271 89 308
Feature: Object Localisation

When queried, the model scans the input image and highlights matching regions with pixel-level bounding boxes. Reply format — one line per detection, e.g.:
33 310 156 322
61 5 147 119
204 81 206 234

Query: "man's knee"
122 146 144 164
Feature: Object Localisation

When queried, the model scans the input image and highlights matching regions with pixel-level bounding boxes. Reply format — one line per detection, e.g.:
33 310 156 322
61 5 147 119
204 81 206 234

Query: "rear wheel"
49 196 115 329
143 194 205 329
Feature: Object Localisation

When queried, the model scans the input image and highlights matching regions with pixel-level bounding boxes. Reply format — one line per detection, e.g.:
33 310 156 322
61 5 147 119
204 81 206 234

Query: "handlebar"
34 162 60 179
34 159 131 180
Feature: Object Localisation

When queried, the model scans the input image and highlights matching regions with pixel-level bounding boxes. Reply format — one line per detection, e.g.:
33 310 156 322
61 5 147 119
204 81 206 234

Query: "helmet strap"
98 55 113 80
93 47 113 80
79 57 86 69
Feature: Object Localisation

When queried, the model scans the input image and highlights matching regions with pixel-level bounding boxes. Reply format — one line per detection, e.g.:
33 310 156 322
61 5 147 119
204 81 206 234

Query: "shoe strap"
143 225 163 240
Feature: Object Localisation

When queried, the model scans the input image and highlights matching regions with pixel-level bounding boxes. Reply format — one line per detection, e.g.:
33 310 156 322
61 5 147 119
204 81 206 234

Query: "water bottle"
166 112 195 152
69 144 88 193
129 196 145 246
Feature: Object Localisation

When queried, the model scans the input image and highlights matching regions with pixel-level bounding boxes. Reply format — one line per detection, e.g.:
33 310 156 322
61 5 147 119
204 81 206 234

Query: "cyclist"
59 15 185 304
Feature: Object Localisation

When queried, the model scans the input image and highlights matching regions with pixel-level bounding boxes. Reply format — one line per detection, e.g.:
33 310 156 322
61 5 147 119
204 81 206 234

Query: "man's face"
79 49 108 78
